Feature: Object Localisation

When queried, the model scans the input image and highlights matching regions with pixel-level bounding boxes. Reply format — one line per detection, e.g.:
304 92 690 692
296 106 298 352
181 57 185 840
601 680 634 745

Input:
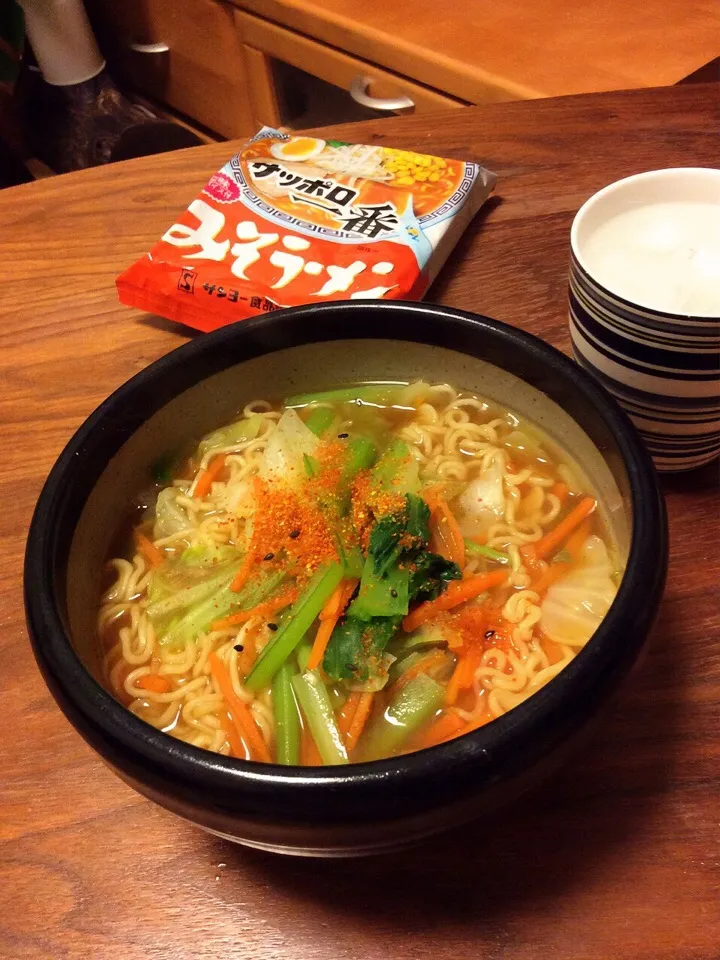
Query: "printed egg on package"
117 128 497 332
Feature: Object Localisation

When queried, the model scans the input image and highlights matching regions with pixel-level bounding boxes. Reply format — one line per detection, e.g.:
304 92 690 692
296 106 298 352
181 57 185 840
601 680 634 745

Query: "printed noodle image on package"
117 128 497 332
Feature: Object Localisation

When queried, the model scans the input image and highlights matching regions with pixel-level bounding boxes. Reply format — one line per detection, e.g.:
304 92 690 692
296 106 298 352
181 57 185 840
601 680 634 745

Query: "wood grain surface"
1 84 719 960
232 0 720 103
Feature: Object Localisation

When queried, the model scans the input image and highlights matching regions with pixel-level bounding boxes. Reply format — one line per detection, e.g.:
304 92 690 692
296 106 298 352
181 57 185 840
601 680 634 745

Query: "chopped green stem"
304 407 335 437
342 436 377 478
245 562 344 692
464 540 511 565
360 673 445 761
272 664 301 765
370 438 419 495
303 453 320 477
292 670 348 765
286 384 404 408
296 640 312 673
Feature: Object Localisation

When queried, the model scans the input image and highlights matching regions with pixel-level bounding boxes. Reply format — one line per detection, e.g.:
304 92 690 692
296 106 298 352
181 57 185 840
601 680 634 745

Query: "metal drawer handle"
349 76 414 112
129 42 170 54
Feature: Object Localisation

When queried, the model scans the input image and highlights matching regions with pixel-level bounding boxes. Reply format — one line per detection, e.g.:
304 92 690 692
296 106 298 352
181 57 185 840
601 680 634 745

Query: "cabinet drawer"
85 0 254 138
234 9 466 122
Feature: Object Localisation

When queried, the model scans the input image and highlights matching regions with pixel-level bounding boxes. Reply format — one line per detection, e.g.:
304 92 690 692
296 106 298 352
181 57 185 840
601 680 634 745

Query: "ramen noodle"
98 381 624 766
116 129 496 332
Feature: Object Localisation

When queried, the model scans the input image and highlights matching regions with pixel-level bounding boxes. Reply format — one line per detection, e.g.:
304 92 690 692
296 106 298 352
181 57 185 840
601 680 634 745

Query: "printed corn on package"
117 127 497 332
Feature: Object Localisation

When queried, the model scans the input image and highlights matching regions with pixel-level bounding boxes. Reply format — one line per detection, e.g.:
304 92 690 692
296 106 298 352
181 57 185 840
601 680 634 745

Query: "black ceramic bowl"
25 301 667 856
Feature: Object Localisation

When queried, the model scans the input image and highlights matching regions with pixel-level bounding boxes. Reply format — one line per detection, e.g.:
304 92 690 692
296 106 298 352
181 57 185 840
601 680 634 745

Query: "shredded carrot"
306 619 335 672
531 561 571 596
211 587 298 632
530 518 592 596
320 581 346 621
428 497 465 568
444 657 465 706
219 709 247 759
307 578 358 670
344 692 374 754
229 551 254 593
522 548 544 577
135 531 165 569
413 710 467 750
564 518 592 560
552 481 569 504
300 724 322 765
194 454 227 499
403 570 508 633
137 673 171 694
523 496 597 563
208 652 270 762
337 691 362 738
393 648 449 693
236 628 257 678
445 642 485 704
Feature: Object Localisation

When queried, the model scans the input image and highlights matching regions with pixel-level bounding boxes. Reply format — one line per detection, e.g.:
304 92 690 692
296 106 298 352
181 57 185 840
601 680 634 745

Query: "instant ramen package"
117 128 497 332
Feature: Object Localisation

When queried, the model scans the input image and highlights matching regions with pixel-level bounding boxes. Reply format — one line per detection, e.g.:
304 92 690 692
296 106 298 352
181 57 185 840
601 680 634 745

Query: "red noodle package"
117 128 497 332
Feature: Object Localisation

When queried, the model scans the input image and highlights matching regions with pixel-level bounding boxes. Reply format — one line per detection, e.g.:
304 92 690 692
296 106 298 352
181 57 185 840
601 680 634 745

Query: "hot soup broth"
98 382 624 765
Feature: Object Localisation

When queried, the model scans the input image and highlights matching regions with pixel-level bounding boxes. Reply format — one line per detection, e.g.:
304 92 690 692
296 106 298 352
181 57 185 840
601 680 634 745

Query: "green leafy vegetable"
409 550 462 604
322 615 401 683
324 493 460 686
151 452 179 486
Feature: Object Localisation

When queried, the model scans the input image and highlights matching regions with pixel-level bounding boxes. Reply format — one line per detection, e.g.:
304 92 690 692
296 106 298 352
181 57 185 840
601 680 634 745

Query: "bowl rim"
24 300 668 824
569 166 720 321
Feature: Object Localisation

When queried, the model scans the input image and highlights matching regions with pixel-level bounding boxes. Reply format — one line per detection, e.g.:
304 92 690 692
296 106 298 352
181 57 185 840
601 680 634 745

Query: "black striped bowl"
569 168 720 472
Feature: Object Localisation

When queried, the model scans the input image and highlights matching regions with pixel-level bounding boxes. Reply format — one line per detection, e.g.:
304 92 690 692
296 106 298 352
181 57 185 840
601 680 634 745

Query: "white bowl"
569 167 720 472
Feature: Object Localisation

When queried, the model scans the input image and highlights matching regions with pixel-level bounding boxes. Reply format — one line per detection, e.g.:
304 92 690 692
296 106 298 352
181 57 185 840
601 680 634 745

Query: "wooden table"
1 84 718 960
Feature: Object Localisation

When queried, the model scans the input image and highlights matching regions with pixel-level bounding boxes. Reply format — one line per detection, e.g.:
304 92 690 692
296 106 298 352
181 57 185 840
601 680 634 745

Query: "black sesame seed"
485 630 496 639
263 552 275 561
267 622 278 632
337 432 349 439
234 644 244 652
390 588 398 598
289 528 301 539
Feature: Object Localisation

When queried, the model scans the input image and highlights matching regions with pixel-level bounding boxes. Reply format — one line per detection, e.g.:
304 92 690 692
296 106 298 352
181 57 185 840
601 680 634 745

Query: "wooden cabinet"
234 9 466 129
84 0 716 140
84 0 467 139
83 0 255 138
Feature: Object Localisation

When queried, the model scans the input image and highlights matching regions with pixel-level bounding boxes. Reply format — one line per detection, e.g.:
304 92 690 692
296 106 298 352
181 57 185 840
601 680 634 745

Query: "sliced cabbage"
539 535 617 647
153 487 189 539
456 456 506 537
197 413 263 460
259 408 319 487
